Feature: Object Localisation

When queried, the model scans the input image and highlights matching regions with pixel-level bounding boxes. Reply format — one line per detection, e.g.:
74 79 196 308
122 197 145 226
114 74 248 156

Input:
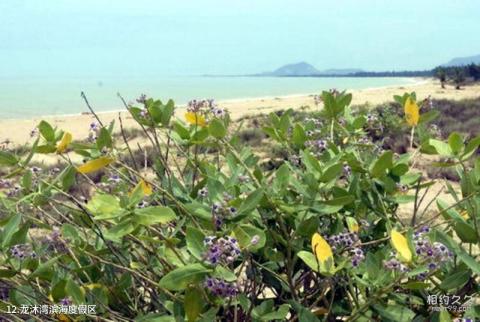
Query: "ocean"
0 76 415 119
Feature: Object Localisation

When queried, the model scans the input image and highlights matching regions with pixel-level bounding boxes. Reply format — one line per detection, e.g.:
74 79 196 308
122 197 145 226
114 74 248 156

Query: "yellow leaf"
56 132 72 153
311 233 333 263
404 97 419 127
346 217 359 233
391 229 412 263
56 314 71 322
185 112 207 127
460 210 470 220
77 156 114 174
130 179 153 196
140 179 153 196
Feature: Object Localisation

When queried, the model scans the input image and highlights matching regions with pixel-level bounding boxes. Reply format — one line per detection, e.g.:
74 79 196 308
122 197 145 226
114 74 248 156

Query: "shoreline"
1 78 479 146
0 77 421 121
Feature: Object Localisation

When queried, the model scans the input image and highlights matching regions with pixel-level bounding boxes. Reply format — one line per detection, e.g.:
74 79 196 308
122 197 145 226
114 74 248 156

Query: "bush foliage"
0 91 479 321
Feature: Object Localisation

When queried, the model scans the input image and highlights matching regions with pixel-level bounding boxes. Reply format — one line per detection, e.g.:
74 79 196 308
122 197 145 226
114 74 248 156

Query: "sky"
1 0 480 77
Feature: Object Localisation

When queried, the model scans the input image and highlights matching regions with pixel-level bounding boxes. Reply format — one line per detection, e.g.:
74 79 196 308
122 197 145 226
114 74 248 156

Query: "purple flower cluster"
0 179 12 189
327 231 365 267
383 257 409 273
10 244 36 260
350 247 365 267
203 236 241 266
342 163 352 177
42 228 69 254
59 297 72 306
204 277 238 297
306 139 328 155
187 98 227 119
211 193 236 229
7 186 21 197
0 281 10 301
30 127 39 138
413 226 452 273
328 231 359 250
87 122 99 143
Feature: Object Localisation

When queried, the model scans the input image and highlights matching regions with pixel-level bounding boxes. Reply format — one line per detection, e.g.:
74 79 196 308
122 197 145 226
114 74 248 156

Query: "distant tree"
453 68 465 90
468 63 480 81
435 67 447 88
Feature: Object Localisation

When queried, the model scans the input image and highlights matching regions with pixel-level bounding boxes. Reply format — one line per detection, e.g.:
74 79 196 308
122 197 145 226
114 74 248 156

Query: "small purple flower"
89 122 100 131
10 244 36 260
204 277 238 297
108 175 121 184
343 163 352 177
30 127 39 138
136 94 147 104
0 281 10 301
250 235 260 246
203 236 240 266
59 297 72 306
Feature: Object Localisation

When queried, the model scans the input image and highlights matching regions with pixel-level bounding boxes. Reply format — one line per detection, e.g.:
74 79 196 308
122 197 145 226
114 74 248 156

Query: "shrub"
0 94 479 321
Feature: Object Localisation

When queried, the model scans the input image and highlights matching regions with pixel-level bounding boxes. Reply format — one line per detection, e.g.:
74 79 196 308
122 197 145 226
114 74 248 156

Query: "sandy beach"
1 78 479 146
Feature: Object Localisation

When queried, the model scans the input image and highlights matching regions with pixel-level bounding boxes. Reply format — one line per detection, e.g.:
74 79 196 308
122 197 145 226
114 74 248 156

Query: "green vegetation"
0 93 479 321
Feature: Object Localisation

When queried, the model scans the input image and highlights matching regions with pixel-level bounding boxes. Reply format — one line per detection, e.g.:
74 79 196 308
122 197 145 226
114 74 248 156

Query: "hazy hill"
259 62 364 76
443 54 480 66
263 62 321 76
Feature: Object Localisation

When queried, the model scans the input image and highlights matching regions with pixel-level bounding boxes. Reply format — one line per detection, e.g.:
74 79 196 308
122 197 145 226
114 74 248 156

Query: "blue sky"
2 0 480 77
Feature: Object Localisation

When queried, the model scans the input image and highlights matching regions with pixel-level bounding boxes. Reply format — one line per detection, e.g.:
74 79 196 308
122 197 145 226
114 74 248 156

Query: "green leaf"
38 120 55 142
184 287 204 322
462 136 480 159
87 194 124 220
1 213 21 247
186 226 205 260
97 127 113 150
134 206 176 226
66 279 85 304
161 99 175 127
288 301 321 322
439 269 470 291
418 109 439 124
323 195 355 206
259 304 290 321
437 200 477 243
104 219 136 241
30 256 59 280
370 151 393 178
320 163 342 182
159 263 211 291
373 304 415 322
173 121 190 140
429 139 453 156
237 189 264 217
292 123 307 148
0 151 18 166
21 170 32 190
61 166 77 191
208 118 227 139
297 251 320 273
448 132 463 154
434 230 480 274
233 224 266 251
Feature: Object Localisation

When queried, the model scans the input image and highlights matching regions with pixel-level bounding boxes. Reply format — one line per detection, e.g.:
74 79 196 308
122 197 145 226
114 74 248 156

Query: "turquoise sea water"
0 76 415 119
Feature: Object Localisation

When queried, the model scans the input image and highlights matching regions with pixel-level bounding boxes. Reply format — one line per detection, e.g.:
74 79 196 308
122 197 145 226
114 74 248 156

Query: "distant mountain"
258 62 364 76
443 54 480 67
262 62 321 76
